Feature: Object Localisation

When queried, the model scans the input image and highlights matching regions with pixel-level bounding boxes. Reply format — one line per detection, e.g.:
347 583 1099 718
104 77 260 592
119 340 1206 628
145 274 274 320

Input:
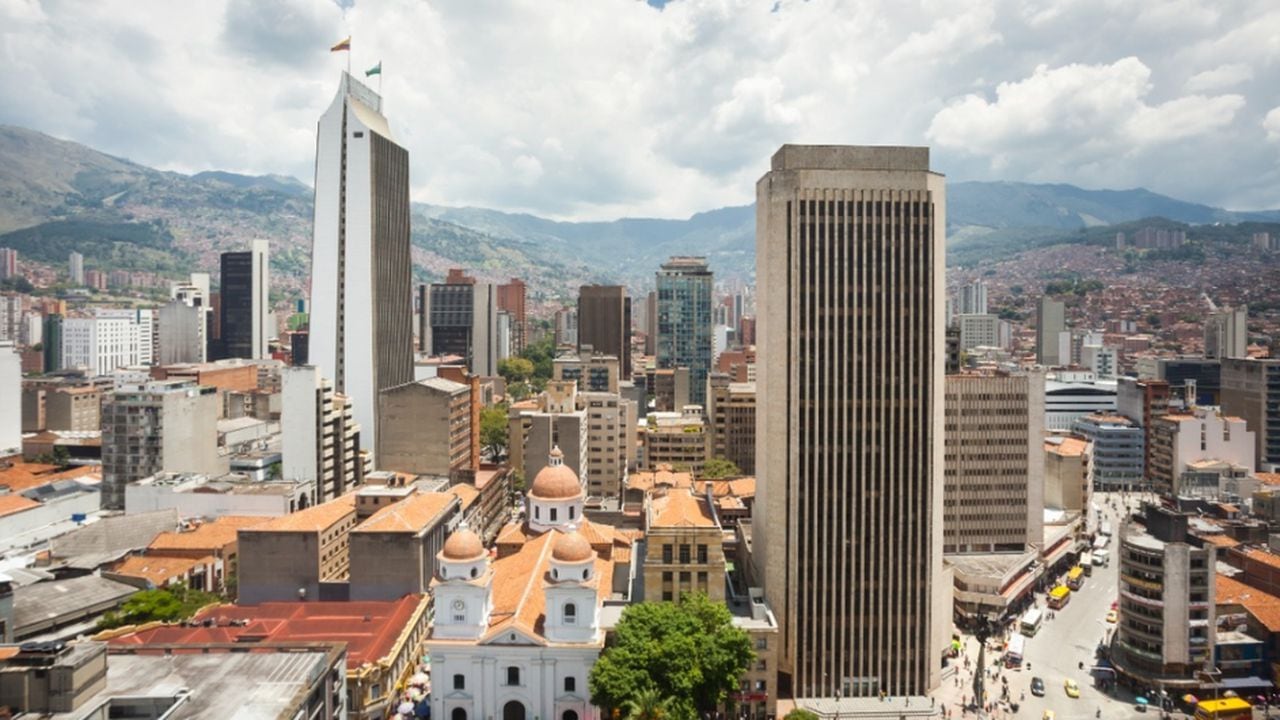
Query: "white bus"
1081 552 1094 575
1005 634 1027 667
1020 608 1043 637
1093 535 1109 551
1100 521 1113 537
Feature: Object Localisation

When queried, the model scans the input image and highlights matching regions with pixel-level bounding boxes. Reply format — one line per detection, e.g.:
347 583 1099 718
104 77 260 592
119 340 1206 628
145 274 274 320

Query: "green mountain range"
2 124 1277 294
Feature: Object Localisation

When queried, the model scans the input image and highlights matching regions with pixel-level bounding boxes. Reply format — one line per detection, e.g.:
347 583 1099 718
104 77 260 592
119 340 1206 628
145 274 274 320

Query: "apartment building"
706 374 756 475
377 377 472 477
101 380 223 510
642 407 707 476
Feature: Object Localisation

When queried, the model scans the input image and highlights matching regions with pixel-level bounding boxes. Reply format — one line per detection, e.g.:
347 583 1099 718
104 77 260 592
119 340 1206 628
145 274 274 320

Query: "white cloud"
927 57 1245 182
1185 63 1253 92
1265 107 1280 143
1 0 1278 216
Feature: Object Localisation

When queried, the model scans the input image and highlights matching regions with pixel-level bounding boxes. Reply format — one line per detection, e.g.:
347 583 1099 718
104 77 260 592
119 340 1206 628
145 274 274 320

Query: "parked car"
1031 677 1046 697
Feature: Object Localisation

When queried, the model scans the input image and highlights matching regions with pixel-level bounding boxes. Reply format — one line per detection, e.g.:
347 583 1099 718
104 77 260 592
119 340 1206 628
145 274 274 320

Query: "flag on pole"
330 37 351 52
365 62 381 77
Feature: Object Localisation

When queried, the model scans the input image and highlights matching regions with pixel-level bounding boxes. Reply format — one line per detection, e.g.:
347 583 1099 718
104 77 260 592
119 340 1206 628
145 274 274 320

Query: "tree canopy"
97 584 221 630
589 593 754 720
498 356 534 384
699 457 742 479
783 710 820 720
480 405 509 459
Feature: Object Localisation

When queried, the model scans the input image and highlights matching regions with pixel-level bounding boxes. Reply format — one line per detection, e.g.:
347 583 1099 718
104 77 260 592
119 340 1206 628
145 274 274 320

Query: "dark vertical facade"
577 285 631 380
430 283 475 358
370 132 414 411
757 146 946 700
656 258 713 406
42 314 62 372
417 284 428 353
219 251 254 359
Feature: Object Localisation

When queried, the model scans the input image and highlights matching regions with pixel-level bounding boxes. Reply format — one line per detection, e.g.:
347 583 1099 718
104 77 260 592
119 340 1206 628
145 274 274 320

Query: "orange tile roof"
108 595 427 669
0 494 38 518
0 462 98 493
250 495 356 533
447 484 480 512
1257 473 1280 487
1046 437 1090 457
473 530 613 644
1217 573 1280 632
148 516 267 553
650 489 717 529
1200 534 1241 549
627 468 695 493
354 492 457 534
496 518 640 559
1243 548 1280 570
111 554 215 586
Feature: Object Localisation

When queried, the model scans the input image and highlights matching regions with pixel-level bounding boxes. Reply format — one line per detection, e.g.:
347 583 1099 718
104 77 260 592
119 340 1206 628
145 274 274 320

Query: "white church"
427 448 637 720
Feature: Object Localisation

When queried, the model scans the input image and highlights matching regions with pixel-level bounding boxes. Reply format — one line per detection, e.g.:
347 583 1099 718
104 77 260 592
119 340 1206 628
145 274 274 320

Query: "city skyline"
3 1 1279 221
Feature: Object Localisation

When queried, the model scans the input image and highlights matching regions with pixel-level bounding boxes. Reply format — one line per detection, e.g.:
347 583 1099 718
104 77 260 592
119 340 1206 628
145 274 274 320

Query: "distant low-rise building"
236 495 358 604
642 407 707 475
1072 413 1144 489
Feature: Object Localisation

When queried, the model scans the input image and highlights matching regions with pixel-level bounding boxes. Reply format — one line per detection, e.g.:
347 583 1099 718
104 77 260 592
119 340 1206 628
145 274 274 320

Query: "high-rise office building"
756 145 947 699
416 283 428 353
1036 296 1066 366
957 279 987 315
1221 358 1280 468
309 72 413 456
41 314 62 373
655 258 712 406
577 285 631 380
0 249 16 281
496 278 527 355
0 342 19 457
943 371 1044 554
218 239 270 360
1204 305 1247 360
68 252 84 286
429 270 498 377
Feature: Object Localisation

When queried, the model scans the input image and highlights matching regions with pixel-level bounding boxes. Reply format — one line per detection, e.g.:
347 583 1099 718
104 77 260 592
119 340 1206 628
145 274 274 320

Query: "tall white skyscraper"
756 145 948 700
0 341 20 457
958 279 987 315
308 72 413 454
69 252 84 286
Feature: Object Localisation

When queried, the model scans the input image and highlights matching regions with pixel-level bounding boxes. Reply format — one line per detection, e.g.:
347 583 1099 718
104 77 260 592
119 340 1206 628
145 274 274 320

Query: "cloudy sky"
2 0 1279 220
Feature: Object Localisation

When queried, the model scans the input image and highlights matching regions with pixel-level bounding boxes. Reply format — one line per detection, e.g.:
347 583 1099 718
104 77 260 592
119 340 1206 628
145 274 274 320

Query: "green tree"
480 405 509 458
699 457 742 479
97 584 221 630
623 687 673 720
590 593 754 720
784 710 820 720
498 356 535 384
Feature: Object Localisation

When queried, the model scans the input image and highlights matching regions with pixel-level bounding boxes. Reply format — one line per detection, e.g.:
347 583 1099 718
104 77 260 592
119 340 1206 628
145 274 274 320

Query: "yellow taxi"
1106 609 1118 623
1064 678 1080 698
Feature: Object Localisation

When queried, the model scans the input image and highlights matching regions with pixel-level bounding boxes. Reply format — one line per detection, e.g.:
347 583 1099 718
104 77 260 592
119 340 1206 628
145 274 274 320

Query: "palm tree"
622 687 671 720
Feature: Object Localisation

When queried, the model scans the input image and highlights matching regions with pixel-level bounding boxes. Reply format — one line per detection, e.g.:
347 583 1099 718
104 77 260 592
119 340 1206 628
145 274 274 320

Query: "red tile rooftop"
107 595 426 669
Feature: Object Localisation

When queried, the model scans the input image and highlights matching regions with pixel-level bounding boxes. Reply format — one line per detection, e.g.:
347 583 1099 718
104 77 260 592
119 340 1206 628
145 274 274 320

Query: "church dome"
552 529 594 563
529 447 583 500
441 527 485 562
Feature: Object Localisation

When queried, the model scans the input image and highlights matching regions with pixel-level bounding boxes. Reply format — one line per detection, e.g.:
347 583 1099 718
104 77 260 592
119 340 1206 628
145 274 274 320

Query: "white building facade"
62 308 154 375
